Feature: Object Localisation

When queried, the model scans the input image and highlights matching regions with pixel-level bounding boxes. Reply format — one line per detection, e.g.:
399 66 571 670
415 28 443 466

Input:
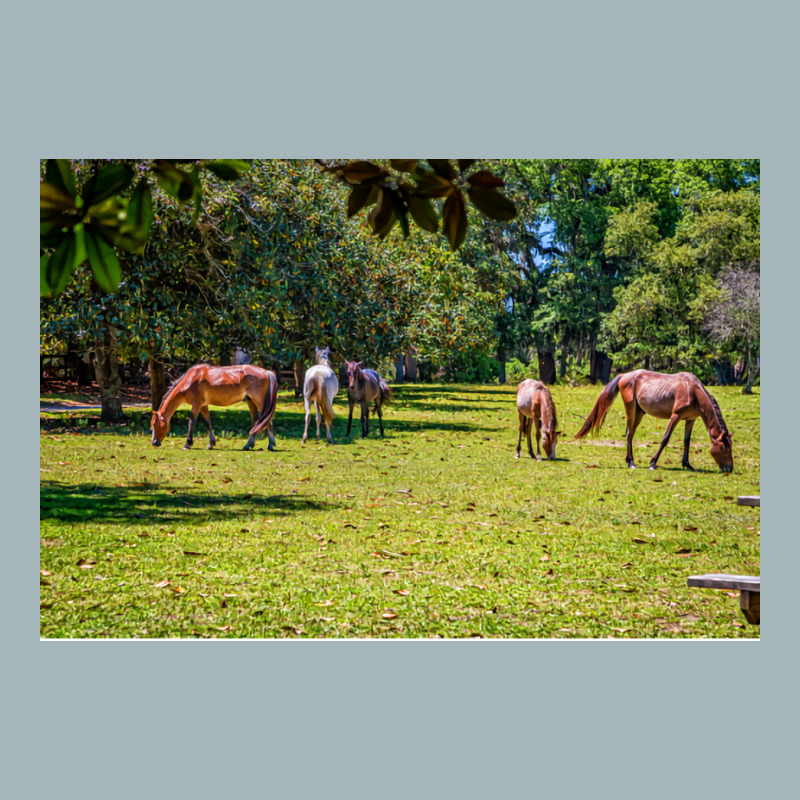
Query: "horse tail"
379 380 393 405
575 375 622 439
318 375 336 425
249 372 279 436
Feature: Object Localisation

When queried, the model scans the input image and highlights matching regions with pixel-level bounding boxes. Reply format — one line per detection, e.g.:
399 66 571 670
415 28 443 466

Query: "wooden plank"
687 574 760 592
737 496 760 507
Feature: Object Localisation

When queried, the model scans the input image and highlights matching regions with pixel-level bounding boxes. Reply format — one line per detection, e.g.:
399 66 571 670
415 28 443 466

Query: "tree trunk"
404 349 418 382
537 350 556 384
589 349 612 384
394 354 405 383
93 326 124 422
742 349 758 394
293 359 306 397
149 354 166 410
497 348 506 385
559 350 568 380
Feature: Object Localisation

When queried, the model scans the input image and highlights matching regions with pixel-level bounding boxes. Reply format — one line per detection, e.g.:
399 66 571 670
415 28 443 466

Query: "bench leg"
740 590 760 625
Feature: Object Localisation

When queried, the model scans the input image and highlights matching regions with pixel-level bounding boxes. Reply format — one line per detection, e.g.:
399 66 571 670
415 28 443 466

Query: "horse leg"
346 399 354 437
649 414 683 469
243 397 259 450
526 417 535 459
623 402 645 469
315 402 322 442
361 399 369 438
534 417 543 461
302 396 311 444
199 406 216 449
376 400 385 437
682 419 695 470
516 413 525 458
184 408 198 450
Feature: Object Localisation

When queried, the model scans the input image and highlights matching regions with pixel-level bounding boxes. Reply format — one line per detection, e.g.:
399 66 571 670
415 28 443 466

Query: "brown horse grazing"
150 364 279 451
515 379 561 460
340 360 393 438
575 370 733 472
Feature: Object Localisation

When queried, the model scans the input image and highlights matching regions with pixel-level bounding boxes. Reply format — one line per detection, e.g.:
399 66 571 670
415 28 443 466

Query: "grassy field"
40 382 760 638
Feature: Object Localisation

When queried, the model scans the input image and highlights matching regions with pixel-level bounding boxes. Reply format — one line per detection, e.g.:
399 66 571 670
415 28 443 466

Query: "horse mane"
703 389 729 434
538 385 557 432
157 365 201 412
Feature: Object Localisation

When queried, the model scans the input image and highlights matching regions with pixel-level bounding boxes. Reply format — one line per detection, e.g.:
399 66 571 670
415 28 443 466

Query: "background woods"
40 159 759 419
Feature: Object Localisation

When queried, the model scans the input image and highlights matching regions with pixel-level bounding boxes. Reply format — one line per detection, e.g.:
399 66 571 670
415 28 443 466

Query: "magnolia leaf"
153 160 196 202
466 169 505 188
205 159 250 180
45 227 86 296
85 226 121 293
467 186 517 221
442 189 468 250
389 159 418 172
347 184 373 218
386 187 410 237
45 159 78 198
82 163 135 208
118 179 153 253
428 159 456 180
339 161 384 184
40 181 76 213
412 169 454 198
407 195 439 233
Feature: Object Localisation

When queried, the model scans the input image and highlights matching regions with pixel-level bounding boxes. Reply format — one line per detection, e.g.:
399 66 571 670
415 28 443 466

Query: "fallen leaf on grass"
733 620 744 628
169 585 187 593
40 569 52 577
314 599 335 607
191 630 211 638
542 568 554 576
539 555 550 562
223 593 238 598
155 579 170 588
684 526 698 532
77 558 96 569
676 546 693 554
393 589 410 596
632 538 651 544
382 612 398 619
217 625 233 632
182 550 207 556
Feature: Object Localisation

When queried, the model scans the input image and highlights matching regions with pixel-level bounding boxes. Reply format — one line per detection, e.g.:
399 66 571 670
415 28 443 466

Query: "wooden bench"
687 574 760 625
737 496 760 507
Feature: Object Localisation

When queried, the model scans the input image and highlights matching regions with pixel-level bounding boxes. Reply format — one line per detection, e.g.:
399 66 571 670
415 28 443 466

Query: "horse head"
315 346 330 365
710 431 734 473
542 429 563 461
151 411 169 446
343 360 363 389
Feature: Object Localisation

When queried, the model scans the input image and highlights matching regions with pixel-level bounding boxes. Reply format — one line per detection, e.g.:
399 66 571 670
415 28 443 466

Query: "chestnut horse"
302 346 339 444
150 364 279 451
340 360 393 438
575 370 733 472
515 379 561 460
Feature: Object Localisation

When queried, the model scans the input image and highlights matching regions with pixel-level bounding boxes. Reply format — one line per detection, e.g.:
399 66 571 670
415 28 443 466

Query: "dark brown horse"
515 379 561 460
151 364 279 451
340 360 393 438
575 370 733 472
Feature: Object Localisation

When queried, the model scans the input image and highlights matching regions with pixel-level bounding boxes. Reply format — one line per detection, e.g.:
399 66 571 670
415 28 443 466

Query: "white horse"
302 346 339 444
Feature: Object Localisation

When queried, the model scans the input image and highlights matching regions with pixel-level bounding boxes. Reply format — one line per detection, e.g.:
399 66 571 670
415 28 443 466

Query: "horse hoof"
515 453 520 459
628 465 636 470
183 445 191 450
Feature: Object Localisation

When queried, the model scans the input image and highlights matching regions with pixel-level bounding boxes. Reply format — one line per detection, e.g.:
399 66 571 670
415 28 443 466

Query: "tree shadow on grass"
40 481 335 525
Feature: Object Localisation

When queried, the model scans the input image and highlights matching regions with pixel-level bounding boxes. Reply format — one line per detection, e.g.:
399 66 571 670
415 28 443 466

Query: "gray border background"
14 3 792 798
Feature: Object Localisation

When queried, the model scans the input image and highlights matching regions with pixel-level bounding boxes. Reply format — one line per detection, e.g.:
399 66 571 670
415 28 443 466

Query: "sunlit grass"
40 383 760 638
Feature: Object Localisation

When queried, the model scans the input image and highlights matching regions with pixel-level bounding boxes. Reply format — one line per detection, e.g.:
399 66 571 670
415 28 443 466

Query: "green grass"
40 383 760 638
